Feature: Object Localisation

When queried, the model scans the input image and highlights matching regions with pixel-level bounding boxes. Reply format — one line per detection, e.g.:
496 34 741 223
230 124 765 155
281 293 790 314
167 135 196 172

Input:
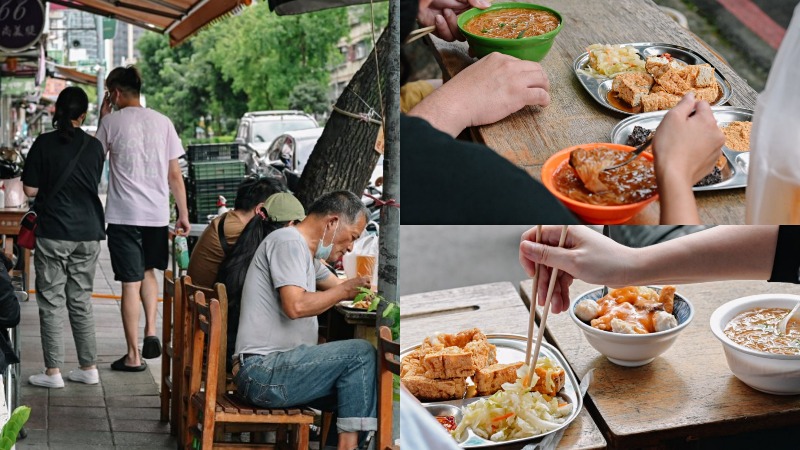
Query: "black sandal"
110 355 147 372
142 336 162 359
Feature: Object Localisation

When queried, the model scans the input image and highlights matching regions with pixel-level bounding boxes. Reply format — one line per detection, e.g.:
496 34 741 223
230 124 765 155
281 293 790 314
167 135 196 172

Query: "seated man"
234 191 374 450
187 176 283 287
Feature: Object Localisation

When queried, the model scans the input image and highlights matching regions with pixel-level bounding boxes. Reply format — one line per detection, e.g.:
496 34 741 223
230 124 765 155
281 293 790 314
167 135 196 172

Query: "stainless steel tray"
609 106 752 191
573 42 734 116
401 334 583 448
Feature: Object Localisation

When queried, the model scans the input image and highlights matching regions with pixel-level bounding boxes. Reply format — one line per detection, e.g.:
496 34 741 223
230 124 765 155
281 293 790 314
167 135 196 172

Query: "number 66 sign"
0 0 45 53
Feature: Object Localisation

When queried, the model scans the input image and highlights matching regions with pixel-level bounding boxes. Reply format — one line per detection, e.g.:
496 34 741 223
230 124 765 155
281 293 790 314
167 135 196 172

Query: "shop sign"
0 0 45 53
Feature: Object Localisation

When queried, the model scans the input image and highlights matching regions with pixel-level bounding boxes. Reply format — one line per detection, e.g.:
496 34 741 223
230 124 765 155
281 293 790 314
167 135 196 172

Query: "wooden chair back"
160 270 179 433
183 280 230 394
186 291 221 450
377 326 400 450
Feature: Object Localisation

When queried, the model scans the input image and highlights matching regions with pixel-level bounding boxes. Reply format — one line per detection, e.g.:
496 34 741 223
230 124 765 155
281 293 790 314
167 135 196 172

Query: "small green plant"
0 406 31 450
354 287 399 341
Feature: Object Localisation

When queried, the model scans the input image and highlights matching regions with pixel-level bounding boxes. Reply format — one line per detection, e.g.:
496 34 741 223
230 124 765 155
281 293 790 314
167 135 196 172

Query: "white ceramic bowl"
709 294 800 395
570 287 694 367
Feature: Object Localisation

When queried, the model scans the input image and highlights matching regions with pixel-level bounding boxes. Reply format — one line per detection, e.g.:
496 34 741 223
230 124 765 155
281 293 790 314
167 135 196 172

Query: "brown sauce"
724 307 800 355
554 147 657 206
464 8 559 39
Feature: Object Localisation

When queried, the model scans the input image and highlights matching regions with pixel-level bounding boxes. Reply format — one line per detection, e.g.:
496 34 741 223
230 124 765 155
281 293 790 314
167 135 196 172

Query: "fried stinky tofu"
611 72 654 107
641 91 682 112
658 285 676 314
533 365 567 397
691 84 720 103
400 349 425 378
422 346 476 379
645 55 684 78
474 362 524 396
402 375 467 401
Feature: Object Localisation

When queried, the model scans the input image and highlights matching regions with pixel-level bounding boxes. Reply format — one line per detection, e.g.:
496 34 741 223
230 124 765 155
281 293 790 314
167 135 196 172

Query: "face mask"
315 220 340 260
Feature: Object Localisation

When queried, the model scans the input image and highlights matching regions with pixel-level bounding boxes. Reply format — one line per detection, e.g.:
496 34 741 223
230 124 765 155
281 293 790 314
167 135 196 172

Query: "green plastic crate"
189 161 245 181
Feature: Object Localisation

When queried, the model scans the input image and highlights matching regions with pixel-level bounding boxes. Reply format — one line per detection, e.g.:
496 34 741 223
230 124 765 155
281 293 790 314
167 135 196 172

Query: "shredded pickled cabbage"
452 358 572 442
581 44 646 78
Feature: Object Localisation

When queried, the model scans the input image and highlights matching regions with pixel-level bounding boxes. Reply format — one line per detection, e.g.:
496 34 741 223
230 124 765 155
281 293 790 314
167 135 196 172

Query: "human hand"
408 52 550 137
340 276 371 299
417 0 492 41
175 215 191 236
100 92 113 117
652 93 725 187
519 226 637 313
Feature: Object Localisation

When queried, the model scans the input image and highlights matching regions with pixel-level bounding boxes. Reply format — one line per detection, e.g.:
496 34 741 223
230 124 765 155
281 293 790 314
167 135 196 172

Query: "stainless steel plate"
401 334 583 448
573 42 734 116
609 106 752 191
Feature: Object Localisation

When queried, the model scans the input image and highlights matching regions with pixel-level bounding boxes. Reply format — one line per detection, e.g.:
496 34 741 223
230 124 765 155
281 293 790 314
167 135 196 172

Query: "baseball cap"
263 193 306 222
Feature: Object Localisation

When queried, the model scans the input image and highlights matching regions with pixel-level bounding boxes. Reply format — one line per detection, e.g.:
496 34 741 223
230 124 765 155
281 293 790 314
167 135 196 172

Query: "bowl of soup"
570 286 694 367
457 3 563 61
541 143 659 224
710 294 800 395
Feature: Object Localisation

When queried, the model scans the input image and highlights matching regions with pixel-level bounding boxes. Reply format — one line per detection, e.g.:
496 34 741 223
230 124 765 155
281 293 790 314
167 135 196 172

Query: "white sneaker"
29 371 65 388
67 368 100 385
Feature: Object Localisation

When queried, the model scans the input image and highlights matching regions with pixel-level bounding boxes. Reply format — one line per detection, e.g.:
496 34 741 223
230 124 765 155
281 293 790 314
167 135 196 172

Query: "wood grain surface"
401 282 607 450
425 0 757 224
519 279 800 448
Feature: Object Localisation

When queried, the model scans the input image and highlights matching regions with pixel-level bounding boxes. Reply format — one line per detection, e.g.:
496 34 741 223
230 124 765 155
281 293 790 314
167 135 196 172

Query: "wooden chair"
180 277 230 447
160 270 180 434
376 326 400 450
186 291 314 449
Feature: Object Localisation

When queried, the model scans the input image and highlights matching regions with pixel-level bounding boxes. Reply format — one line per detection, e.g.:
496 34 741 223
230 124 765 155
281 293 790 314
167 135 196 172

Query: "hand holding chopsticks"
524 225 569 387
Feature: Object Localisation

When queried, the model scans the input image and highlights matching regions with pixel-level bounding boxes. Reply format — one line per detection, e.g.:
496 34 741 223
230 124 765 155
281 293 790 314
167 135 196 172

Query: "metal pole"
95 15 105 126
377 0 399 319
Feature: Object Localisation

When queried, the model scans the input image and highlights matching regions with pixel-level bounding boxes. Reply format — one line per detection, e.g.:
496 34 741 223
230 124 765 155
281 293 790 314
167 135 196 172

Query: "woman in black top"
21 87 105 388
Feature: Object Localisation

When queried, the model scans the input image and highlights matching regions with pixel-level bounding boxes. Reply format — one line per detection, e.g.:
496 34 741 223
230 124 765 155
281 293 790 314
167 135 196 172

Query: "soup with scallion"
464 8 559 39
724 307 800 355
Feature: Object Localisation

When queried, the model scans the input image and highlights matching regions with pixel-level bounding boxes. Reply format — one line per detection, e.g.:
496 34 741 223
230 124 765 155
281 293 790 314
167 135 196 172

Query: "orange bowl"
541 143 658 224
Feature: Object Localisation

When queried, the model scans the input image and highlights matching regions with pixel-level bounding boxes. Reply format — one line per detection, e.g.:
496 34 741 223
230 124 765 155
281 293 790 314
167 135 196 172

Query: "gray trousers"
34 237 100 369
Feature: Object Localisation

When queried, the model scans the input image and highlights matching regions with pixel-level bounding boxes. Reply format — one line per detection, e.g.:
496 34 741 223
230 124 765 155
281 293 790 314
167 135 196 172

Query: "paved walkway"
15 239 176 449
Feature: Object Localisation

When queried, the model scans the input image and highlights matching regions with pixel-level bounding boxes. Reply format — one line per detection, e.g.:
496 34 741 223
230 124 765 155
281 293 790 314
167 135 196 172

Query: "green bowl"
457 3 563 61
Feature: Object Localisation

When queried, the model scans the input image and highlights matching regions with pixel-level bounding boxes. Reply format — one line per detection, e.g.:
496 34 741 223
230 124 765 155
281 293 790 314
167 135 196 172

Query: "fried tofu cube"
641 91 682 112
611 72 654 107
692 84 719 103
686 64 715 87
400 350 425 378
474 362 524 396
658 285 676 314
401 375 467 401
645 56 683 78
421 346 476 379
656 67 693 95
464 338 497 370
533 366 567 397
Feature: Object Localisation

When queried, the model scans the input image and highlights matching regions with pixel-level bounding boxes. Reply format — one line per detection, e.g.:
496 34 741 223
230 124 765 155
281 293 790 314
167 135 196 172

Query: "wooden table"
0 207 30 292
401 282 607 450
426 0 756 224
519 279 800 448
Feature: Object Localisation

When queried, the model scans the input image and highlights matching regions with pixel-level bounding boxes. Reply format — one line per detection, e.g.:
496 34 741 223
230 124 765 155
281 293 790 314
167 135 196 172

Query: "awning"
47 0 252 46
52 64 98 85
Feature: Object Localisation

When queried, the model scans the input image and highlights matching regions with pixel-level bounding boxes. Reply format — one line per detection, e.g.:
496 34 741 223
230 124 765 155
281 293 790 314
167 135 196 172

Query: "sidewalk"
15 239 176 449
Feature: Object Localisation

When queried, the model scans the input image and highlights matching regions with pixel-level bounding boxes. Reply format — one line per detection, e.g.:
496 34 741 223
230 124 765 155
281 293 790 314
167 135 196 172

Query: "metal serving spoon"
778 302 800 335
603 133 654 171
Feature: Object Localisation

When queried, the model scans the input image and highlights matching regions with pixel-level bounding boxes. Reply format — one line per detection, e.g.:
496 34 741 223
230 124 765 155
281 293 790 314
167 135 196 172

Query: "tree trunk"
293 27 388 207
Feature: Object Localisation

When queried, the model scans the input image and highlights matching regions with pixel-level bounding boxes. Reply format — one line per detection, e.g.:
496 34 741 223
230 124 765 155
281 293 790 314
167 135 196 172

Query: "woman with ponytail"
21 86 106 388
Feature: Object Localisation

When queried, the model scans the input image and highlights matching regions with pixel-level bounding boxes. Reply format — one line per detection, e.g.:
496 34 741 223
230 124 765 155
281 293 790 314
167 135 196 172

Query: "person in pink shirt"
95 66 191 371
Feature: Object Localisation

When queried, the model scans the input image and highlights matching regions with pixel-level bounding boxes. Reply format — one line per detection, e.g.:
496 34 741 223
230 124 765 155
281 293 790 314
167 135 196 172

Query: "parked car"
265 127 325 174
235 110 318 173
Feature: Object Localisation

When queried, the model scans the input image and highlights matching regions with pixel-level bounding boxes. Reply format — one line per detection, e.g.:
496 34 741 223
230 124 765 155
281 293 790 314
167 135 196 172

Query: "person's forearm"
629 226 778 284
658 177 700 225
283 287 347 319
407 88 467 138
168 174 188 220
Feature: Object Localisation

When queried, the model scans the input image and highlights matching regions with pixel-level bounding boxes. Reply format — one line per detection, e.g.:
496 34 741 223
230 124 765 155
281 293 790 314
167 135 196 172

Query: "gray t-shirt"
234 227 332 357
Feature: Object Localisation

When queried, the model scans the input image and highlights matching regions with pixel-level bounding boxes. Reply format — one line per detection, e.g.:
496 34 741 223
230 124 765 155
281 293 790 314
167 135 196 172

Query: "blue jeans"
235 339 377 433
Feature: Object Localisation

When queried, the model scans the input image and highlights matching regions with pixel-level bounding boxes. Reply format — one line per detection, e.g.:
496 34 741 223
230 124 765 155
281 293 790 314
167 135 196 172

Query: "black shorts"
107 224 169 282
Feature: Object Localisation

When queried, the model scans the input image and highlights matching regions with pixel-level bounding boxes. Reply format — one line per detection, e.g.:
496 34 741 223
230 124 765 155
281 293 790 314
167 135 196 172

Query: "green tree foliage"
289 82 330 117
136 2 352 140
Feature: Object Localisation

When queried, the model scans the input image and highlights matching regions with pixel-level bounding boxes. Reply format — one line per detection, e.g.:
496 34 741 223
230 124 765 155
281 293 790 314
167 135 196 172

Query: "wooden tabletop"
426 0 757 224
401 282 607 450
519 279 800 448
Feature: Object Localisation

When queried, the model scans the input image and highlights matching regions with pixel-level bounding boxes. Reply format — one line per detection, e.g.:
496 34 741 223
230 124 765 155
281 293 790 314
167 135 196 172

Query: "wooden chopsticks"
524 225 569 387
405 25 436 44
524 225 543 367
